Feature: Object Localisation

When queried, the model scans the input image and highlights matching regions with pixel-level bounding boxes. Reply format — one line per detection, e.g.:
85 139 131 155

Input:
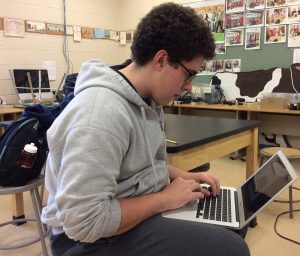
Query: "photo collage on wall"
184 0 300 73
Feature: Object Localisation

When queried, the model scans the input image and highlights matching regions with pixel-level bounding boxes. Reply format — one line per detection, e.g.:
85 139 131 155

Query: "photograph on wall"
25 21 46 33
0 17 4 30
65 26 73 36
47 23 64 35
226 0 246 13
225 12 245 29
81 27 94 39
288 23 300 46
246 0 265 10
265 7 287 25
213 59 225 72
199 60 213 74
94 28 106 39
110 31 119 41
245 11 264 26
232 59 241 72
198 59 225 74
288 0 300 5
245 27 261 49
215 42 227 53
4 18 25 37
224 59 233 71
126 31 134 43
287 5 300 23
225 29 244 46
183 0 225 43
265 0 287 7
264 25 286 43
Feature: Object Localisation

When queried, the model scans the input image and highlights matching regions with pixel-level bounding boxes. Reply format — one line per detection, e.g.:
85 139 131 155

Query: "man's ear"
153 50 168 70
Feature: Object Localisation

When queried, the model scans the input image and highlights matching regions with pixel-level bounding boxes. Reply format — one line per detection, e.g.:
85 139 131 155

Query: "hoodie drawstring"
141 106 158 192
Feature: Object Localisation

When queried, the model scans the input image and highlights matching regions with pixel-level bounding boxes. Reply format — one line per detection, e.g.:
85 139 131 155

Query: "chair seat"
261 147 300 159
0 176 44 195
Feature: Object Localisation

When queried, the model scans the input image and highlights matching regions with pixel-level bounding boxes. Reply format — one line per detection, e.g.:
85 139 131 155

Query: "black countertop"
165 114 261 153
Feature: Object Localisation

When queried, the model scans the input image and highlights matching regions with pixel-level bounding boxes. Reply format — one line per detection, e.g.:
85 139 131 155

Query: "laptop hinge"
234 191 240 223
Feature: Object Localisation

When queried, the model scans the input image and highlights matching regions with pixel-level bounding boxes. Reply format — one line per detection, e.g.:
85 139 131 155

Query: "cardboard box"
260 98 289 109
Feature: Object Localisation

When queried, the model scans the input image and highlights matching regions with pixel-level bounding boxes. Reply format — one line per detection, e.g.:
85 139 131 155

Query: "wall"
0 0 121 104
1 0 299 103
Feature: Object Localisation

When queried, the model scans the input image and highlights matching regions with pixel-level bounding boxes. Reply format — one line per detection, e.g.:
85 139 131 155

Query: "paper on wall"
293 49 300 64
73 26 81 42
42 61 57 80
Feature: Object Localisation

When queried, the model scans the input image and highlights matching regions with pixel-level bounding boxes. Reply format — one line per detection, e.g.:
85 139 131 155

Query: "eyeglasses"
178 62 198 83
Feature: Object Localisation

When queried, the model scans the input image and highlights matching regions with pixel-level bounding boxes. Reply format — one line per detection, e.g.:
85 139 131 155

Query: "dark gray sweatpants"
50 215 250 256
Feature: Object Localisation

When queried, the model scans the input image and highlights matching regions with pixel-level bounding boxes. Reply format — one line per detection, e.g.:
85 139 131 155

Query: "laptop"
9 69 54 105
162 150 298 230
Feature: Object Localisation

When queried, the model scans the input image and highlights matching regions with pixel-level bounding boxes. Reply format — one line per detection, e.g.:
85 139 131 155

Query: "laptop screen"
241 154 293 221
11 69 53 102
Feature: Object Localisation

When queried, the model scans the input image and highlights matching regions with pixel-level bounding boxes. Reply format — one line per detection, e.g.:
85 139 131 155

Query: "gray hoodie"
41 60 170 242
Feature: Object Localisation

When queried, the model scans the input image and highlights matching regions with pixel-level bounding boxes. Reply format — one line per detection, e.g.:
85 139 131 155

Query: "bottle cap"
24 143 38 154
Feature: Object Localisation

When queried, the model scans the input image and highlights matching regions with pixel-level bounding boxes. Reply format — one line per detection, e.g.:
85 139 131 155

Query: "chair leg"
289 186 293 219
30 188 49 256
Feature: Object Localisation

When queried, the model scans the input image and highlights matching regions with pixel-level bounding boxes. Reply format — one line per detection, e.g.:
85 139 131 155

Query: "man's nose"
183 81 193 92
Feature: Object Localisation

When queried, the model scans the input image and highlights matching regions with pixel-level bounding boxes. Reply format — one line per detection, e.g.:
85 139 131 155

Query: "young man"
41 3 250 256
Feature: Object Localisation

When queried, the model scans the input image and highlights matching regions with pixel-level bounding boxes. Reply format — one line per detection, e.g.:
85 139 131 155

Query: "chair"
260 146 300 219
0 175 50 255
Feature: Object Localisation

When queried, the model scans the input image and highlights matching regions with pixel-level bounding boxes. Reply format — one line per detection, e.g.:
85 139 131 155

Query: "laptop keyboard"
196 187 232 223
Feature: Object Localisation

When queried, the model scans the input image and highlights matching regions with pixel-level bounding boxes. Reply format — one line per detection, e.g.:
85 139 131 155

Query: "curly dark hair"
131 2 215 65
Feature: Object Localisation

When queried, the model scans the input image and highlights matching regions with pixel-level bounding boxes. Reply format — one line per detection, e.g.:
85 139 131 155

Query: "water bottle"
17 143 38 168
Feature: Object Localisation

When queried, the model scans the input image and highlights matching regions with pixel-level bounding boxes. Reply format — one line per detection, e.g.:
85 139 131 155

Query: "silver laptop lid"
237 150 298 228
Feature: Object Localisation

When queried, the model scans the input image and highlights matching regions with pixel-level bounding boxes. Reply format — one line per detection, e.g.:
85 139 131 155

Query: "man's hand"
185 172 220 197
158 177 209 211
168 164 220 197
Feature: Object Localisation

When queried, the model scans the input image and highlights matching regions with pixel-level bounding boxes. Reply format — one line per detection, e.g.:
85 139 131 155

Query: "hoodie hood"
74 59 155 109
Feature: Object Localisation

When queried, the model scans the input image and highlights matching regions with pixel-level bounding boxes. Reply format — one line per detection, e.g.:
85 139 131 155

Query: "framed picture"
287 5 300 23
245 27 261 49
94 28 106 39
265 0 287 8
232 59 241 72
183 0 226 41
81 27 94 39
224 59 233 71
213 59 225 72
0 17 4 30
246 0 265 10
225 13 245 29
265 7 287 25
4 18 25 37
288 0 300 5
126 31 134 43
47 23 64 35
288 23 300 46
245 11 264 26
25 21 46 33
215 42 226 54
225 29 244 46
264 25 286 43
226 0 246 13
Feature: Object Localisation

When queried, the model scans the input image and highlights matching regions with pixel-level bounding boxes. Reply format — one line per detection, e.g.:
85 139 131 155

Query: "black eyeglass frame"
178 62 198 83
